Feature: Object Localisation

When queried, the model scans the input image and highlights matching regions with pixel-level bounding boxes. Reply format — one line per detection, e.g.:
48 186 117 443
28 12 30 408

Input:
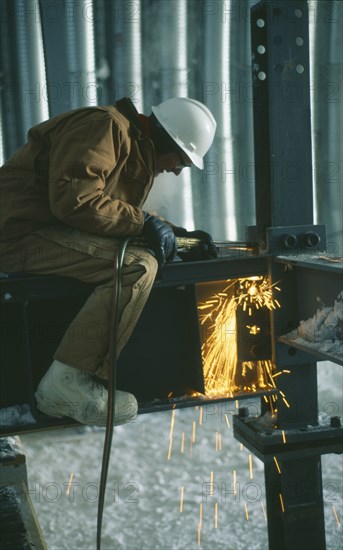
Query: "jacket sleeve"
48 112 145 237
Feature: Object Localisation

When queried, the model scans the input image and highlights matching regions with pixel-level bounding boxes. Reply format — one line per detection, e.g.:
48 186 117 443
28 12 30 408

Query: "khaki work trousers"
1 231 158 380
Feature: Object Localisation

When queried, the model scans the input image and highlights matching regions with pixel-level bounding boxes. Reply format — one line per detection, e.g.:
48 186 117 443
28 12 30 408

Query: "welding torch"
130 236 258 260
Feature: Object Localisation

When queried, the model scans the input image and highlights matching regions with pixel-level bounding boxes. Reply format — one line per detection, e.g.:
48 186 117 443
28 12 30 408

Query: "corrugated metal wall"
0 0 342 247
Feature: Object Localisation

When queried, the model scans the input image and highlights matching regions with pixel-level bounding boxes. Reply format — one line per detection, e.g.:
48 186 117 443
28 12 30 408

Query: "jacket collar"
115 97 156 180
114 98 147 140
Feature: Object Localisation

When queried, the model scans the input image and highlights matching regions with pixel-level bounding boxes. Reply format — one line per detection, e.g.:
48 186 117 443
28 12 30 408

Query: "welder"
0 97 217 427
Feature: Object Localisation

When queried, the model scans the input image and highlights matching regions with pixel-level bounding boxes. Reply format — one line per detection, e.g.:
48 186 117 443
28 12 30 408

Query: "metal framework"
0 1 342 548
233 2 343 549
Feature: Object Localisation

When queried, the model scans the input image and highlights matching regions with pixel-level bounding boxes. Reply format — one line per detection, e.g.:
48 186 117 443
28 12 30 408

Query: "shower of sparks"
197 522 201 546
332 505 341 527
225 413 231 429
181 432 185 453
282 430 287 444
244 502 249 520
199 407 203 425
279 493 285 513
215 502 218 528
198 276 281 397
240 443 243 451
274 456 282 474
190 437 193 458
233 470 237 495
261 500 267 521
179 485 184 513
192 421 196 443
66 472 74 496
249 454 253 479
167 410 176 461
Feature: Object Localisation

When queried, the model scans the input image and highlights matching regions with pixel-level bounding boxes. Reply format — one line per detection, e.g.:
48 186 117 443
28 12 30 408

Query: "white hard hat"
151 97 217 170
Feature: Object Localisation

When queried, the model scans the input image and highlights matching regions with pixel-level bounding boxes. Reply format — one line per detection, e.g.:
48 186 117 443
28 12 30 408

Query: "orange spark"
192 421 196 443
66 472 74 496
210 471 214 495
197 523 201 546
261 500 267 521
179 486 184 513
274 456 282 474
167 409 176 461
282 396 291 408
181 432 185 453
332 505 341 527
249 454 253 479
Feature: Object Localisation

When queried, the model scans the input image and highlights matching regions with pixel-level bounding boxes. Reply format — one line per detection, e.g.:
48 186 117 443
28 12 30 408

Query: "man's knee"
123 247 158 282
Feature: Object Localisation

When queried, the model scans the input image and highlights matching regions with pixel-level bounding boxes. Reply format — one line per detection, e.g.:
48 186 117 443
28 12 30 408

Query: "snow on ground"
21 362 342 550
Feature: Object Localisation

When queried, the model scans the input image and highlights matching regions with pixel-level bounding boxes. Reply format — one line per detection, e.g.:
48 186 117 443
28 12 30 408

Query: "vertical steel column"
251 0 313 243
249 2 326 548
264 454 325 550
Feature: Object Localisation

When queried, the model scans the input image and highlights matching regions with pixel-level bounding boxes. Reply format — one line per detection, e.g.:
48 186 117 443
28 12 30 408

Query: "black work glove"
173 228 218 260
142 213 178 269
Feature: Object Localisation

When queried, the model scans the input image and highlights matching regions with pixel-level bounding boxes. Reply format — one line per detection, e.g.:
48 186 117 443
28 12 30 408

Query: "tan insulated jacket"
0 98 155 247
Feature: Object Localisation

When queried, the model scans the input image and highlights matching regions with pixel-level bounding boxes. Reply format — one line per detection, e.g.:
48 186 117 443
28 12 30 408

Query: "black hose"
96 237 132 550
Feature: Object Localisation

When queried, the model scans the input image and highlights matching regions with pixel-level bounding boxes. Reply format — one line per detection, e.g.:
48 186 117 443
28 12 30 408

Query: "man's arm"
48 113 145 237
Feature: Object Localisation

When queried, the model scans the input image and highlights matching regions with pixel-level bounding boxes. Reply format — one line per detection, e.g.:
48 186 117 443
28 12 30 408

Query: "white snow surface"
20 363 342 550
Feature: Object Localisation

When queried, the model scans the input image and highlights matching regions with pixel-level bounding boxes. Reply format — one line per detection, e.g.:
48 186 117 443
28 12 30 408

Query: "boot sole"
35 393 138 427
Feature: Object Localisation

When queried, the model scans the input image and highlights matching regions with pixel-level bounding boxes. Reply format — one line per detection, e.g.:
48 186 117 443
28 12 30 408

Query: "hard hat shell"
151 97 216 169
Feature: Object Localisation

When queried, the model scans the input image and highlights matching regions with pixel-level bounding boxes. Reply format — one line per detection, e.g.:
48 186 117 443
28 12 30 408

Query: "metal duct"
0 0 48 156
107 0 143 110
311 0 343 254
0 0 19 158
65 0 97 109
200 1 233 240
229 0 256 240
93 0 110 105
142 0 194 229
14 0 49 138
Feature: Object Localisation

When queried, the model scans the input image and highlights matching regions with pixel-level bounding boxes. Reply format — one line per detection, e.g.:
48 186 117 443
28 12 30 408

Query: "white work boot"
35 359 138 427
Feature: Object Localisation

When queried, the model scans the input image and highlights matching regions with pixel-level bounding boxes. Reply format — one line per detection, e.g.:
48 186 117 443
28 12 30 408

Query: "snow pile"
284 290 343 361
298 291 343 343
